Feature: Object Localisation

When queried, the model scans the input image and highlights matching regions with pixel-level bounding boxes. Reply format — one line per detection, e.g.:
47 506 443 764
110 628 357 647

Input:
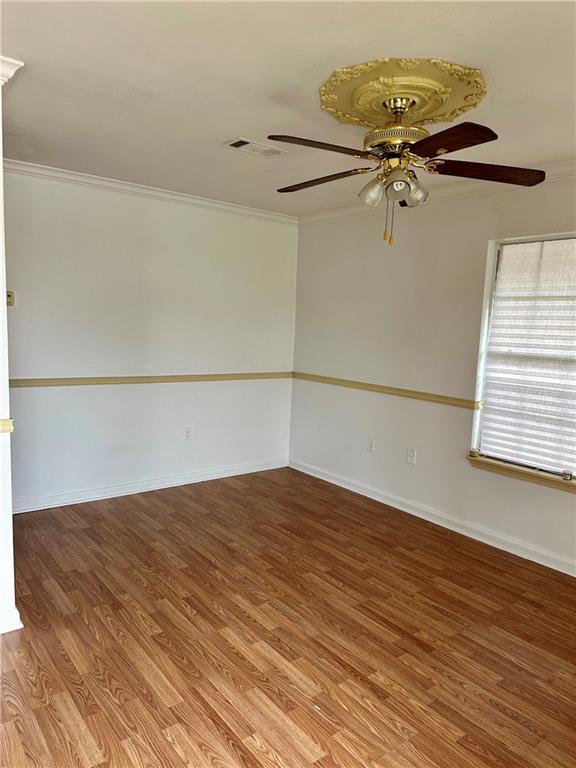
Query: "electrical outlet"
184 426 194 440
405 447 417 465
367 437 376 453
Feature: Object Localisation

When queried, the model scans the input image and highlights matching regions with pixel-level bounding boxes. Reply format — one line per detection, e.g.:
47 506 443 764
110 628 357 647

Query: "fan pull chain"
383 199 390 241
388 201 396 245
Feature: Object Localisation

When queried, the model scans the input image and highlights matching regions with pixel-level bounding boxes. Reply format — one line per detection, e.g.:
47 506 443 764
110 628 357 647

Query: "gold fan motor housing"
363 124 429 152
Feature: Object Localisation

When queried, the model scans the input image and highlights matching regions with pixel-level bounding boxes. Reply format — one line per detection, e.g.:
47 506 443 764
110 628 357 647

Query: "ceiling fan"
267 58 546 243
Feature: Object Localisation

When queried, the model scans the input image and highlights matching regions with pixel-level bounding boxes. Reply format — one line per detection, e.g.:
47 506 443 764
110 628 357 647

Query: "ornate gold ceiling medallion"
320 58 487 127
268 54 545 247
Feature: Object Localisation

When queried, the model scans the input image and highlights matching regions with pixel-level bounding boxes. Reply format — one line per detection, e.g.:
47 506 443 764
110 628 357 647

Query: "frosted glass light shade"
385 168 411 201
406 176 429 206
357 175 385 208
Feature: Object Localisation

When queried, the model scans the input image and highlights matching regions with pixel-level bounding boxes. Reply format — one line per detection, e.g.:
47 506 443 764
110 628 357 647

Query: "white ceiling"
2 1 575 216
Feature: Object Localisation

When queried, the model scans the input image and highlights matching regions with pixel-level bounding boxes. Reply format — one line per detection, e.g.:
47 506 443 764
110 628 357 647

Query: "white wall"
291 177 576 575
5 169 297 510
5 164 576 576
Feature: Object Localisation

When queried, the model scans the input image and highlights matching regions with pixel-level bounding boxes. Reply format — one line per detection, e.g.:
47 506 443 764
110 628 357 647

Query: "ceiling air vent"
223 137 286 158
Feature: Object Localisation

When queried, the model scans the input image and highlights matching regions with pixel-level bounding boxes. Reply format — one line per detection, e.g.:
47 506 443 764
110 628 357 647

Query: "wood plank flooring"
1 467 575 767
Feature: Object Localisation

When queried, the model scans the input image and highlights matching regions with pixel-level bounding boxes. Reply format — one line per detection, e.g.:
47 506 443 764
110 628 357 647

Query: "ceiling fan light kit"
384 167 412 201
268 57 545 244
405 174 429 207
357 174 386 208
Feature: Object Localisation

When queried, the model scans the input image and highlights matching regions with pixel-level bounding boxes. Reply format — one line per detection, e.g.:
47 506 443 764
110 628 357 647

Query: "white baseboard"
13 457 289 514
0 607 23 635
290 460 576 577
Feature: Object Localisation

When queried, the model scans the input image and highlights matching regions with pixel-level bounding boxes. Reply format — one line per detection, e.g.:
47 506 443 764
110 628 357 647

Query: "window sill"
468 454 576 494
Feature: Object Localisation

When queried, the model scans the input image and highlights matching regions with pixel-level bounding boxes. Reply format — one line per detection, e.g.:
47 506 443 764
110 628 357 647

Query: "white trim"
13 457 289 514
471 238 500 450
0 57 24 87
3 160 297 226
0 607 23 635
493 231 576 246
299 160 576 228
5 158 574 229
290 460 576 577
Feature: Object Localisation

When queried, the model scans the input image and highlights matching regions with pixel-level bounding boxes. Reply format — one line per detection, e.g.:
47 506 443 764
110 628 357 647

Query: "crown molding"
4 157 573 228
298 159 576 228
2 160 297 226
0 56 24 87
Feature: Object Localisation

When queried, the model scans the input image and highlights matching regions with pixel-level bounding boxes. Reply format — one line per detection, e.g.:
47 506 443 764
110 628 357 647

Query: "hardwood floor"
1 468 575 768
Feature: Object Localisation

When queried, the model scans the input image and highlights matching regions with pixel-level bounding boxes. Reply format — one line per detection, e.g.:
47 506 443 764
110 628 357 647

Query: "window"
473 236 576 478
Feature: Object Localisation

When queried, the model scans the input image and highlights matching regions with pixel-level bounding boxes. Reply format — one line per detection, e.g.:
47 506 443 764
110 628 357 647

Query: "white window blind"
477 237 576 476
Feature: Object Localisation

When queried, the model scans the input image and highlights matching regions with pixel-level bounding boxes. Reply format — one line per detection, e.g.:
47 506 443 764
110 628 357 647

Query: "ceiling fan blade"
429 159 546 186
277 167 374 193
268 134 373 159
410 122 498 159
